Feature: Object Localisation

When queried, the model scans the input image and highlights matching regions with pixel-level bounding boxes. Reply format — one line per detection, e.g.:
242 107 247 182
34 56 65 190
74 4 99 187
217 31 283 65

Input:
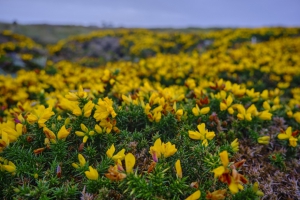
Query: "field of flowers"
0 27 300 199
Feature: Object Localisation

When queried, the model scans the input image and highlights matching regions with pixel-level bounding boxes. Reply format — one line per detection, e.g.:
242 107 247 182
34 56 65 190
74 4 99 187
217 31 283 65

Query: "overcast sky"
0 0 299 28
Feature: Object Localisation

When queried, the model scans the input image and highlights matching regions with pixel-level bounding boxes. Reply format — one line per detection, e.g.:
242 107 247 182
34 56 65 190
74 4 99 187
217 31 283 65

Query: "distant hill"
0 22 102 45
0 22 223 46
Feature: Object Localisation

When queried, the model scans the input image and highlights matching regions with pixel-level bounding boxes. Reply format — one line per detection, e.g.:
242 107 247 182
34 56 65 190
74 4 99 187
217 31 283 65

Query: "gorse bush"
0 27 300 199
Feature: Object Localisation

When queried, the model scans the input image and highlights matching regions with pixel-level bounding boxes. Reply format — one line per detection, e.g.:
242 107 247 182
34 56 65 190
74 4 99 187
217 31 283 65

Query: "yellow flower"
21 54 33 60
83 100 94 117
200 107 210 115
57 125 71 140
43 127 57 143
246 88 260 101
212 151 229 178
122 94 133 105
57 115 62 121
112 149 126 161
253 182 264 196
72 153 86 169
175 109 183 120
228 177 244 194
230 138 239 152
95 124 103 134
293 112 300 123
220 151 229 167
185 190 201 200
34 173 39 179
161 142 177 158
99 118 114 133
144 103 151 115
75 123 94 143
286 110 293 118
106 144 125 162
175 159 182 178
278 127 298 147
235 104 252 121
27 105 54 127
192 105 210 116
289 137 298 147
220 95 233 113
0 132 10 150
260 90 269 100
78 154 86 167
65 85 88 101
258 110 272 120
65 118 70 126
59 98 82 116
2 161 17 175
246 104 259 116
1 122 23 145
125 153 135 173
149 138 162 162
257 136 270 145
231 84 246 96
173 102 184 121
106 144 116 158
72 163 79 169
85 166 99 180
188 123 215 147
153 111 162 122
149 138 177 162
263 101 271 110
94 97 117 121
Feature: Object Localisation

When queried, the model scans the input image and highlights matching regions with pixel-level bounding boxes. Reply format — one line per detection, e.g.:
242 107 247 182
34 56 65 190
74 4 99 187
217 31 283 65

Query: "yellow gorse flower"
188 123 215 147
212 151 229 178
149 138 177 162
57 125 71 140
253 182 264 196
0 121 23 151
27 105 54 127
59 98 82 116
175 159 182 178
257 136 270 145
234 104 252 121
43 127 56 143
72 153 87 169
85 166 99 180
231 138 239 152
185 190 201 200
258 110 272 120
65 85 88 101
106 144 126 162
220 95 234 114
293 112 300 123
94 97 117 121
83 100 94 118
1 159 17 175
75 123 95 143
278 127 298 147
192 104 210 116
173 102 184 121
125 153 135 173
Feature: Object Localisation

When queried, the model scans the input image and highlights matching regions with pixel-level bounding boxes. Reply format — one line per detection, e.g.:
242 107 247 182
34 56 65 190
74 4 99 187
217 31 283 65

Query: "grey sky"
0 0 299 28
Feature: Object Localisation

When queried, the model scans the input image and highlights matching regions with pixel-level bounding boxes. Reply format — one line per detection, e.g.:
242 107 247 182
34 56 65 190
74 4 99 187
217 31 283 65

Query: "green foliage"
269 153 286 170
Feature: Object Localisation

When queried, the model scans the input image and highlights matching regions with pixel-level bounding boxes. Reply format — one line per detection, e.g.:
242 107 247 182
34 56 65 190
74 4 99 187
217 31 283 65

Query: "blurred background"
1 0 299 45
1 0 300 28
